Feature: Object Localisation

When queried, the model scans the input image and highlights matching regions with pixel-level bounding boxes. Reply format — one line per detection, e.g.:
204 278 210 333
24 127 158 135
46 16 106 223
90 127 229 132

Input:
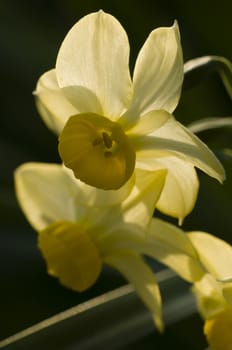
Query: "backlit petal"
135 116 225 183
105 252 163 331
90 169 166 238
136 156 199 223
14 163 79 230
121 169 167 228
192 274 229 319
124 109 171 135
98 218 204 283
147 219 205 281
34 69 78 134
188 232 232 281
128 21 183 117
14 162 135 231
56 10 132 118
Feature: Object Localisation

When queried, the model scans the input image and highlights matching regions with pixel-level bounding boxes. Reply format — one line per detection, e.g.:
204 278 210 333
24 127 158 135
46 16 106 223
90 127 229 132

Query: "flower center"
58 113 136 190
38 221 102 292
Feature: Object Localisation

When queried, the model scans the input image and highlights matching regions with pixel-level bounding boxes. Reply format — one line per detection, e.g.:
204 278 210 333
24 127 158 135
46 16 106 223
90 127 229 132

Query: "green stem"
184 56 232 99
0 270 196 350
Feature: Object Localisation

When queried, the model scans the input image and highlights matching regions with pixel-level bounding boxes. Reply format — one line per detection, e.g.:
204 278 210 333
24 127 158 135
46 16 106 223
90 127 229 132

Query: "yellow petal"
99 218 204 284
146 219 205 282
151 117 225 183
124 109 171 135
192 274 228 320
56 10 132 118
204 308 232 350
222 283 232 306
188 232 232 281
59 113 135 190
121 169 167 228
105 252 163 331
129 21 183 116
136 155 199 223
156 159 199 224
38 221 102 292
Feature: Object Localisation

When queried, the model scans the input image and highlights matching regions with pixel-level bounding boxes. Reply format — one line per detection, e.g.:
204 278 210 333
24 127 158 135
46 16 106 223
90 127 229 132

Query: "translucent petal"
147 219 205 281
59 114 135 189
34 69 78 134
192 274 227 319
14 163 79 231
188 232 232 281
38 221 102 292
121 168 167 228
124 109 171 135
222 283 232 306
56 10 132 118
105 252 163 331
136 156 199 223
134 116 225 184
99 218 204 283
62 166 135 208
91 169 166 238
14 162 135 231
61 85 103 115
128 21 183 118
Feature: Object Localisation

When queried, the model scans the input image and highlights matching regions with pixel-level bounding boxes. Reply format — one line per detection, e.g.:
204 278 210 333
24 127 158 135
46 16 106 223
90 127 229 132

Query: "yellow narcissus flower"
34 10 225 223
188 233 232 350
14 163 206 331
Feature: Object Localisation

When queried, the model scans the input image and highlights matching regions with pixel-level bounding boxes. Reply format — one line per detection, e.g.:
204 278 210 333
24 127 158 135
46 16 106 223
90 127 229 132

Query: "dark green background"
0 0 231 348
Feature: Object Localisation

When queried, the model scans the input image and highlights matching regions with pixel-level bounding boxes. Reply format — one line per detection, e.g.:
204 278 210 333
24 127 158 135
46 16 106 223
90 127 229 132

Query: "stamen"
102 132 113 149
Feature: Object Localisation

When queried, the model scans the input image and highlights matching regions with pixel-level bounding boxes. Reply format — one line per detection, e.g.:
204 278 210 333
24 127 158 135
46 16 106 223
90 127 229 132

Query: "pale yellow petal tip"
152 313 164 333
38 221 102 292
59 113 135 190
204 309 232 350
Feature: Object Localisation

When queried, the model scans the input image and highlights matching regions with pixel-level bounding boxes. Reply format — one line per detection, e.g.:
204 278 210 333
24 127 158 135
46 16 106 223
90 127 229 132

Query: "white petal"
62 166 135 208
34 70 78 134
91 169 167 240
188 232 232 281
121 169 167 228
222 283 232 306
14 163 78 230
14 162 136 232
135 116 225 184
136 156 199 223
128 21 183 117
192 274 228 319
124 109 171 135
61 85 103 115
99 218 204 283
105 252 163 331
146 219 205 281
56 11 132 118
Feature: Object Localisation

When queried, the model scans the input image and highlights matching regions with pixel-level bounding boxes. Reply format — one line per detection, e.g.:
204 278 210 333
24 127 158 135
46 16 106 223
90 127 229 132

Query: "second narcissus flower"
189 232 232 350
14 163 206 331
35 10 225 223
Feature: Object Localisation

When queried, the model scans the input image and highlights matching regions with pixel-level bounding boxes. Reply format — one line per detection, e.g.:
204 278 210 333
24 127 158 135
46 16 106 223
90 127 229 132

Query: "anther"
102 132 113 149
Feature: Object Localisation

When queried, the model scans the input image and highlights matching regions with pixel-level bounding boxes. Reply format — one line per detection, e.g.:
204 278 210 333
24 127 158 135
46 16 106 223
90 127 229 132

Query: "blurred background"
0 0 231 348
